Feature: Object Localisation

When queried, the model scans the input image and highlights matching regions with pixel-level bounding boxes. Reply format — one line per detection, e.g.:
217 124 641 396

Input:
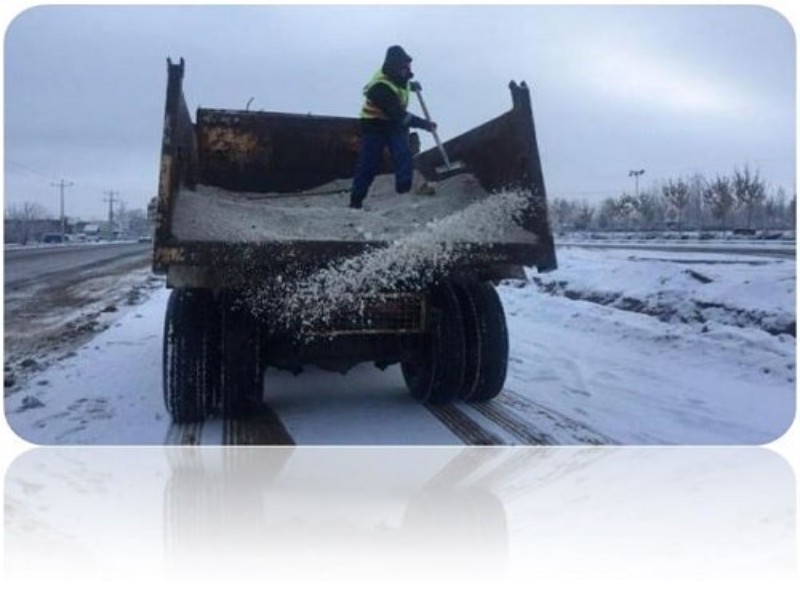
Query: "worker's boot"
349 191 365 209
415 181 436 196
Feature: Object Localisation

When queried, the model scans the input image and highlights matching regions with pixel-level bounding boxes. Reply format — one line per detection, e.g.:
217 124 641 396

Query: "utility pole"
51 179 74 237
103 191 119 238
628 169 645 198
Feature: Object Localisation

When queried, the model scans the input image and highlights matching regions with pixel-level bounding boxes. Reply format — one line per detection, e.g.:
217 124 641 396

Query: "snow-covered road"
4 246 795 445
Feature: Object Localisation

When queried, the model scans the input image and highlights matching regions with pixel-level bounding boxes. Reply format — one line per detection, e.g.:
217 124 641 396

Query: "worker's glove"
426 121 437 132
409 81 422 92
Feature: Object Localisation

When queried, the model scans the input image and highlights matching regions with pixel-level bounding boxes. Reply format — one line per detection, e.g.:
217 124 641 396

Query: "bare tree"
550 197 572 233
763 186 787 230
126 208 150 236
704 176 735 234
687 174 707 230
617 193 639 230
573 201 595 230
662 178 690 232
596 197 620 230
636 192 662 230
5 201 48 245
732 165 766 229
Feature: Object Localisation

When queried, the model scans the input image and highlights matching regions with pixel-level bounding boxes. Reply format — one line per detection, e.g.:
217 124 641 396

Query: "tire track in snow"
223 406 295 446
165 420 204 445
165 408 295 445
425 403 504 445
467 398 556 445
162 390 611 446
426 392 615 446
498 389 618 445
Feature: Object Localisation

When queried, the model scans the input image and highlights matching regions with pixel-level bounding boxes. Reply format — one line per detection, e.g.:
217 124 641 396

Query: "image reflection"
4 446 796 579
162 447 511 577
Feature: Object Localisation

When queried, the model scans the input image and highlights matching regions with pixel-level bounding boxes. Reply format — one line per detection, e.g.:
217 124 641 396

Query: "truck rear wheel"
454 284 480 400
163 289 219 423
218 294 265 418
461 282 508 403
401 283 466 404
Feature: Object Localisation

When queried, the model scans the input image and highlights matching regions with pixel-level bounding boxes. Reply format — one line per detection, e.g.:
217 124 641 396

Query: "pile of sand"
171 171 523 243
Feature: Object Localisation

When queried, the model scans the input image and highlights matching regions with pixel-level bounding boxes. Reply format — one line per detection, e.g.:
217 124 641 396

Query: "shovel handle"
413 89 453 169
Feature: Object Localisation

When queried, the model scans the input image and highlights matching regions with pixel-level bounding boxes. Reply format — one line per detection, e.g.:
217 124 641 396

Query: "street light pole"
628 169 645 198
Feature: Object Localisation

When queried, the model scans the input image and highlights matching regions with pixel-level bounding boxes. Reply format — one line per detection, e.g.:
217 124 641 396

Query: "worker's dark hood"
382 45 413 84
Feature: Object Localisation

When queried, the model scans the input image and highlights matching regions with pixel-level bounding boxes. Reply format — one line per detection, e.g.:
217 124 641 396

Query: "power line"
6 159 122 196
6 159 56 181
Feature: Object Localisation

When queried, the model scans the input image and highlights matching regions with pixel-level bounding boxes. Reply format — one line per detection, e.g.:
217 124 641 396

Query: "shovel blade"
434 160 468 176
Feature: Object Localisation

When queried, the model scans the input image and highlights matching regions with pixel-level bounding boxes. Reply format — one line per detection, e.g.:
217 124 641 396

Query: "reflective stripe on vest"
360 70 409 120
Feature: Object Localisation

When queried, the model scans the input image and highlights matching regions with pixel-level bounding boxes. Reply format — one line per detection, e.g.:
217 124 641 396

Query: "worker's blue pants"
351 131 413 205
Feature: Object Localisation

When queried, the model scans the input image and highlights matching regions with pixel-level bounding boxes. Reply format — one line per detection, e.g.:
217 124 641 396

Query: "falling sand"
171 172 539 337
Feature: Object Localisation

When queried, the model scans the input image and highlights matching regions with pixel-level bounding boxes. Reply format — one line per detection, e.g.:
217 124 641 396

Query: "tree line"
549 166 796 234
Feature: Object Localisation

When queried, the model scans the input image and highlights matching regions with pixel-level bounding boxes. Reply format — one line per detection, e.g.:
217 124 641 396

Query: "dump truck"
154 58 556 423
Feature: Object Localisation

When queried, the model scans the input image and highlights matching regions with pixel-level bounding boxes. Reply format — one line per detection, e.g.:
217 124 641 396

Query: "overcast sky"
2 2 797 221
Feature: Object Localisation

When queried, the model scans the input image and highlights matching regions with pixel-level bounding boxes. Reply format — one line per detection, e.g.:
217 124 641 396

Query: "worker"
350 45 437 209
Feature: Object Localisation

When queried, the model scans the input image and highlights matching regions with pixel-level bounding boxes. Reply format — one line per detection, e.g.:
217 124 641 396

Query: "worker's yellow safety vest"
360 70 410 120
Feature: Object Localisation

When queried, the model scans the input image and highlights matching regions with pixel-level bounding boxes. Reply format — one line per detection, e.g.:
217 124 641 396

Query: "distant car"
732 228 757 236
138 234 153 243
42 233 68 244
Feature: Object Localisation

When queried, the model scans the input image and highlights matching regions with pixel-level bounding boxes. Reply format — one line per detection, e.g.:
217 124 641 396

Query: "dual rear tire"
163 282 507 422
163 290 264 423
402 282 508 404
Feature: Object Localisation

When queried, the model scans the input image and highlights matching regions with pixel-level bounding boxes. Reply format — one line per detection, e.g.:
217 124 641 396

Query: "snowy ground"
4 243 794 446
504 247 795 444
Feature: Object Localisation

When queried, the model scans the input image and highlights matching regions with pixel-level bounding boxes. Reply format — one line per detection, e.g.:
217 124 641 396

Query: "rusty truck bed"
154 59 556 289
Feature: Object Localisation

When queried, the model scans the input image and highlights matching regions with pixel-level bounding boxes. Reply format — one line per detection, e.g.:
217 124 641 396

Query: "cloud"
584 47 748 118
2 3 794 213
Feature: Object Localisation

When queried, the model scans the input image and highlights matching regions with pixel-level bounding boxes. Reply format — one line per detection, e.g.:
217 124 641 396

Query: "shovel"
411 83 468 177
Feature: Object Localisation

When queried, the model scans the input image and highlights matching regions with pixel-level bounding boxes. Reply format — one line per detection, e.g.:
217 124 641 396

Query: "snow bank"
527 247 796 337
498 247 795 444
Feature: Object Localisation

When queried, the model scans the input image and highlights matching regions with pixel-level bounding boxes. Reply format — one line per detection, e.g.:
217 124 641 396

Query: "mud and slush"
3 253 162 396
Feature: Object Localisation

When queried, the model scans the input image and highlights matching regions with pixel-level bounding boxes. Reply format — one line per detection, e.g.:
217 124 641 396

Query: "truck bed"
154 58 556 289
